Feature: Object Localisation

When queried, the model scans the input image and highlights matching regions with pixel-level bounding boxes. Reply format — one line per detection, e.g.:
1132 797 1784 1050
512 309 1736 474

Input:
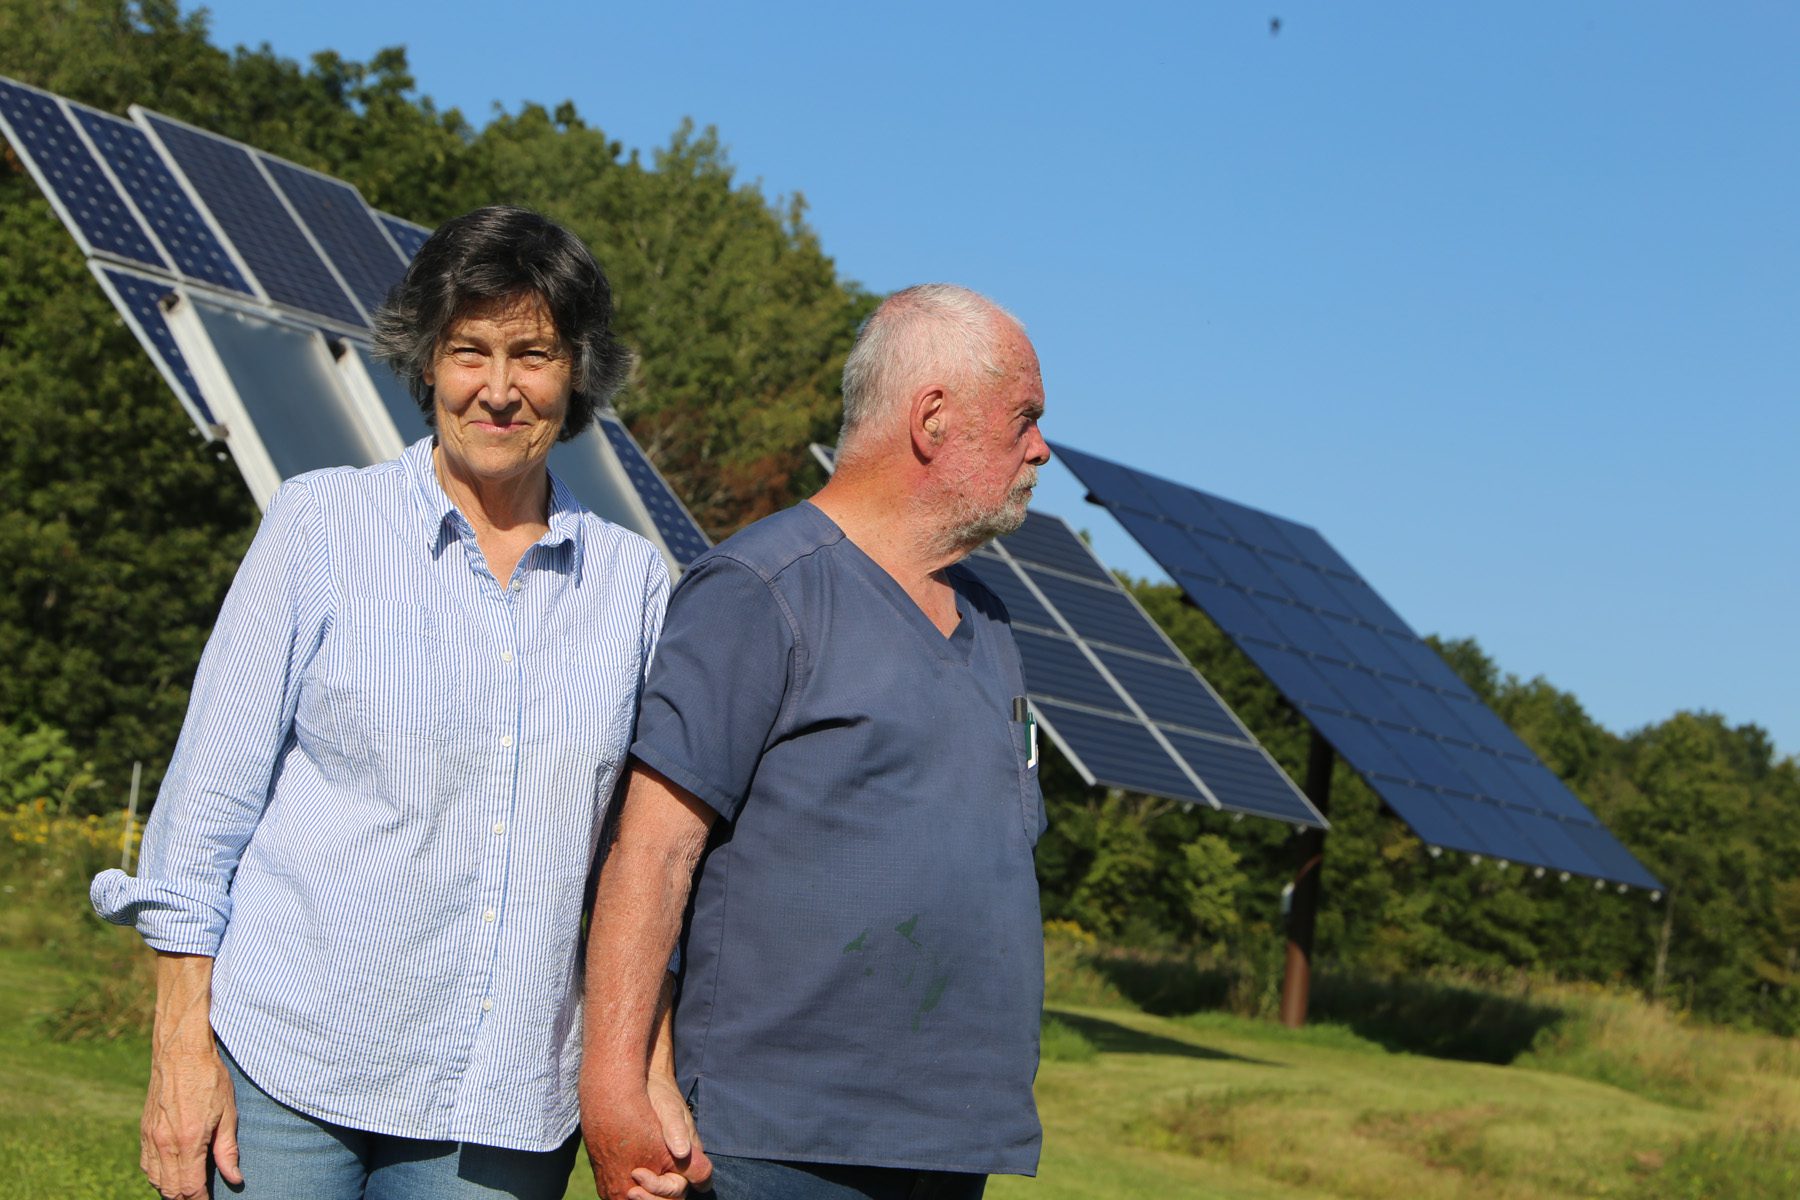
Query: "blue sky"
204 1 1797 757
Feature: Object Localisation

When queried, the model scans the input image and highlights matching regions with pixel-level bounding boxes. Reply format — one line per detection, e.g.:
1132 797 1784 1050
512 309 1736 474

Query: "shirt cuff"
90 869 227 956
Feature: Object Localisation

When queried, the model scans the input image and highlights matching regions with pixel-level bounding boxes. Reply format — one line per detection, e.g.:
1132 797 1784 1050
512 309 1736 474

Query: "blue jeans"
707 1153 986 1200
214 1043 577 1200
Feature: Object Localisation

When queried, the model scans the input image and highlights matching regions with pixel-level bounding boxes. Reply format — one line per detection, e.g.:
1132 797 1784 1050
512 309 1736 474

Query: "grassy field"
5 814 1798 1199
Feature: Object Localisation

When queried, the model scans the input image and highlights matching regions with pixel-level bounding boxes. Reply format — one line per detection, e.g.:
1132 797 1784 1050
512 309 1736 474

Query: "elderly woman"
92 207 703 1200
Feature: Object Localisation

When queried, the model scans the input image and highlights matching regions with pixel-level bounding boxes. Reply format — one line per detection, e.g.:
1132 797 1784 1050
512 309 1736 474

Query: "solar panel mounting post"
1280 729 1335 1027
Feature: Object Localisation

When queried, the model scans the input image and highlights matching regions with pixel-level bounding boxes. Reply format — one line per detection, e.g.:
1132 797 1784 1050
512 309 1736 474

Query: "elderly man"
580 284 1051 1200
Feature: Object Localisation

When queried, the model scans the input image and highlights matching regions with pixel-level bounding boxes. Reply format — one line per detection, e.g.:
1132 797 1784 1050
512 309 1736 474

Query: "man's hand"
580 765 718 1199
143 953 242 1200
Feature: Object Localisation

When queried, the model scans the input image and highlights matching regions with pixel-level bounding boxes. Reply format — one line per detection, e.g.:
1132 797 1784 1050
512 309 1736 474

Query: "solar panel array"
806 446 1321 826
1 73 710 569
1053 443 1659 889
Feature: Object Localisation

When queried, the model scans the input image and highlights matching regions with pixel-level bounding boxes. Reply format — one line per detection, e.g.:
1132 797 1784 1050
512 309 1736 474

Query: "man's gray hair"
838 284 1021 449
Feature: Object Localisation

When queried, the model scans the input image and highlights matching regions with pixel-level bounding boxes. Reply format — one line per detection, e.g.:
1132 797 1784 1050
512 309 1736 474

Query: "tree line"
2 0 1793 1034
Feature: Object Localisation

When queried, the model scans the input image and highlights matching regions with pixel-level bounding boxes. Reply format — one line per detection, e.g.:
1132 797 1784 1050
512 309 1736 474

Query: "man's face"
937 327 1050 553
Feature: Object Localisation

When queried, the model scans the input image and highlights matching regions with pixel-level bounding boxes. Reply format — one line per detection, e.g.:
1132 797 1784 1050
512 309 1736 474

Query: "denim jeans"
214 1043 578 1200
706 1153 987 1200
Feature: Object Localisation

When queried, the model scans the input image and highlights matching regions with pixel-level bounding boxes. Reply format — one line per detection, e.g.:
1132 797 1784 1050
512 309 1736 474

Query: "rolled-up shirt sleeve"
629 555 796 823
90 479 332 954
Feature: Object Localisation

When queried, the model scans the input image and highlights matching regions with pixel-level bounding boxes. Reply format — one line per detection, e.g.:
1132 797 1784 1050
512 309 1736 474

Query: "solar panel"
6 75 741 577
971 513 1323 826
259 156 408 316
596 414 712 568
136 110 366 327
1054 441 1660 890
0 78 167 270
378 213 431 262
69 105 253 294
88 264 212 427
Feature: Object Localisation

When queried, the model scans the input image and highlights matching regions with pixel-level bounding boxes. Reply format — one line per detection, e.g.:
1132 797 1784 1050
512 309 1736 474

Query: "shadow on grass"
1077 949 1567 1066
1310 974 1567 1065
1045 1008 1276 1065
1086 953 1240 1017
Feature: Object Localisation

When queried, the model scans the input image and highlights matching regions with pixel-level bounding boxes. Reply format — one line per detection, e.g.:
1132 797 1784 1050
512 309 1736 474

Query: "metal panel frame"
163 290 392 508
327 338 413 461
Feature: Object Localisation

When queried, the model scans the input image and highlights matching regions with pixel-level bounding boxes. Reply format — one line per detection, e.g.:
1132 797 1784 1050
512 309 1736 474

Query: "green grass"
987 1000 1800 1200
0 946 151 1200
7 832 1799 1199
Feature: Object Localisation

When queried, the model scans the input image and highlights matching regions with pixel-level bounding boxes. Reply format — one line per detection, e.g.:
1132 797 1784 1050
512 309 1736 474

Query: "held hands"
141 1040 241 1200
645 1068 711 1197
582 1073 711 1200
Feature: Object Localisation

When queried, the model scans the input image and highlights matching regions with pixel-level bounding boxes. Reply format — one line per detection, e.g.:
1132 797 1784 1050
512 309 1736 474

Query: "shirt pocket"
1010 716 1045 846
343 622 460 741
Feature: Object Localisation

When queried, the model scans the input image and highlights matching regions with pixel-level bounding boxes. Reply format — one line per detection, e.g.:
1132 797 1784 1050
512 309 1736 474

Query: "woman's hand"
632 1068 709 1198
143 953 242 1200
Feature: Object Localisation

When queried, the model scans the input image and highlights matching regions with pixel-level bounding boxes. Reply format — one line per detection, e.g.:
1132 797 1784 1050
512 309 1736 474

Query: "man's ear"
909 386 948 461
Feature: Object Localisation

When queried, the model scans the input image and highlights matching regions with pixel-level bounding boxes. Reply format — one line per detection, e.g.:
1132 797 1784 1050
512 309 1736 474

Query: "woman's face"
424 293 572 489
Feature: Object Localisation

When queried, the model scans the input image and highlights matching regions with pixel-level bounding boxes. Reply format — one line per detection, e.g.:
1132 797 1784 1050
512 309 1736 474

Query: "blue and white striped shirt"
92 436 669 1152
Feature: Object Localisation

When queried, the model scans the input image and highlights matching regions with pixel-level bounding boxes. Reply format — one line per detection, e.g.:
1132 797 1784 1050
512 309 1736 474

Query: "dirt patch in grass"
1127 1086 1290 1158
1355 1105 1507 1178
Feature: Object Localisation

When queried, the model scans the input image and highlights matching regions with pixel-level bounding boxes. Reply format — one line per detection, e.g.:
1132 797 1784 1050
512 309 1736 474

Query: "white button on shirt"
90 437 670 1152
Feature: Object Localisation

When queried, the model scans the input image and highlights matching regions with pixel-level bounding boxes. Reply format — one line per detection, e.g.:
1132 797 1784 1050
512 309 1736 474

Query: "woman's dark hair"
371 206 630 441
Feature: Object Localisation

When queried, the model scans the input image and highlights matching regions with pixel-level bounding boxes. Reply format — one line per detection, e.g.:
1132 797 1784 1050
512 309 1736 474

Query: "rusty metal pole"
1279 730 1335 1028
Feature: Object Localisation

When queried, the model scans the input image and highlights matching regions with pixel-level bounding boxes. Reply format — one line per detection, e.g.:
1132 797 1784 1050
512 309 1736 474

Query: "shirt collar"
401 435 583 556
543 464 582 550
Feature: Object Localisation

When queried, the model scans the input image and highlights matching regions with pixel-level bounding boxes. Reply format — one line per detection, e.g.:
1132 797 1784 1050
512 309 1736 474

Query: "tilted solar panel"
137 110 366 327
1053 441 1659 889
171 297 389 485
378 213 431 263
89 264 212 427
596 414 712 568
969 513 1323 826
0 78 167 270
259 157 409 317
69 104 252 295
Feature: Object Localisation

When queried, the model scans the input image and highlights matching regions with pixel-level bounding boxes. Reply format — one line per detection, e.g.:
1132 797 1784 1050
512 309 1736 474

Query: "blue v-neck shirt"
630 502 1045 1175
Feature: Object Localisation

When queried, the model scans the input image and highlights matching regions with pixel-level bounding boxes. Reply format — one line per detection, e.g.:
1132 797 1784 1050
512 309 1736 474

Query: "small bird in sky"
1270 16 1282 37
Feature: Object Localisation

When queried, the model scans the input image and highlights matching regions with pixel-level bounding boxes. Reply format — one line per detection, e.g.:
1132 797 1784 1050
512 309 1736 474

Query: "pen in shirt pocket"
1010 696 1039 769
